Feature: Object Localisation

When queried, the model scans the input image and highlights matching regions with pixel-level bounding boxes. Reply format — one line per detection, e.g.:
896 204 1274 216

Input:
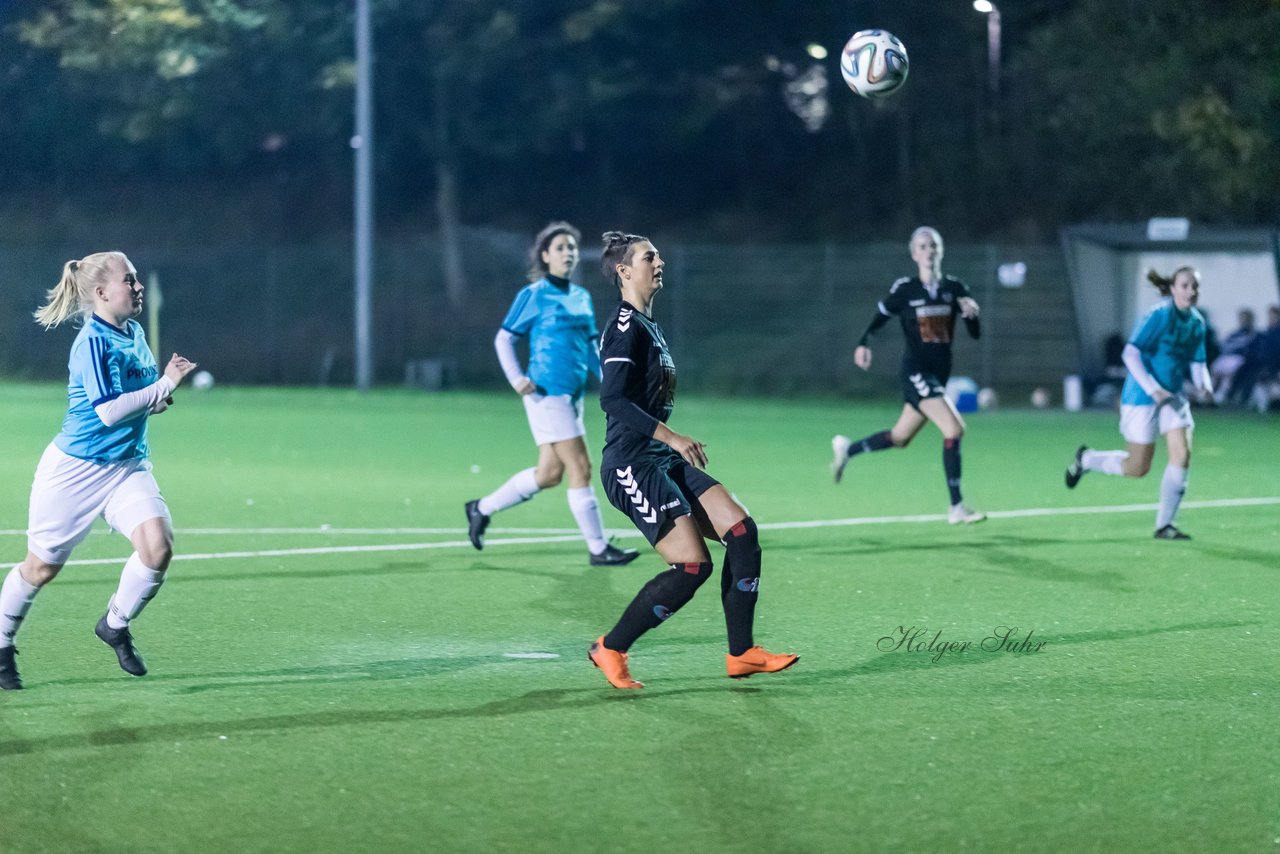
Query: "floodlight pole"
353 0 374 391
986 6 1001 99
974 0 1002 100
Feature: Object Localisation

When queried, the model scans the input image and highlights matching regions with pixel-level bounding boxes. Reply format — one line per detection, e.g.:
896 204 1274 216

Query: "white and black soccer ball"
839 29 909 99
192 370 215 391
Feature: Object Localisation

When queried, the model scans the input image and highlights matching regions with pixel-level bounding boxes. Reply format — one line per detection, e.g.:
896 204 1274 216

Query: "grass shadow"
0 682 764 757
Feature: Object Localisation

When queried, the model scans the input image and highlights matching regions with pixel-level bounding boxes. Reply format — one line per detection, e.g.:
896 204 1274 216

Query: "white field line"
1 496 1275 567
0 526 581 536
760 496 1280 530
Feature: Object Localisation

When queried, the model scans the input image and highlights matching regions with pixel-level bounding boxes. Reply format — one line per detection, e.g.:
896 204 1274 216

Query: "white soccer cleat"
830 435 852 484
948 503 987 525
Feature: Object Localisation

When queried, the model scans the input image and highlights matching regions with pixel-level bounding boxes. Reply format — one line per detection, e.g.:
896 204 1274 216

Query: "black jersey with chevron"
878 275 974 378
598 300 678 462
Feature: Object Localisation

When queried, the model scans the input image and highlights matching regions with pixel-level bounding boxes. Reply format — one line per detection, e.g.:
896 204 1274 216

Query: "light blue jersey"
1121 300 1207 405
54 314 161 462
501 277 600 398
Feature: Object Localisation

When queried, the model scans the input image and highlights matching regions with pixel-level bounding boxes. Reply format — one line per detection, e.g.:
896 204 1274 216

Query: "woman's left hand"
958 297 980 319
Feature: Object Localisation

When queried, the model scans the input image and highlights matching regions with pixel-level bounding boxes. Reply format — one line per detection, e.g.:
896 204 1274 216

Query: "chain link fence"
1 231 1078 396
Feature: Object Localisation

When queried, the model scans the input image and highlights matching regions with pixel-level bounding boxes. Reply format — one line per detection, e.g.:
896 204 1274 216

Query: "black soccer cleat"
94 615 148 676
1153 525 1191 541
1064 445 1088 489
0 645 22 690
464 499 490 551
589 542 641 567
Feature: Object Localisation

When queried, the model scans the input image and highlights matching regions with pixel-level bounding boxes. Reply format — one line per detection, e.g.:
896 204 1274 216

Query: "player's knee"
723 516 760 555
569 457 592 482
537 465 564 488
134 530 174 571
667 561 713 597
1125 459 1151 478
21 558 62 586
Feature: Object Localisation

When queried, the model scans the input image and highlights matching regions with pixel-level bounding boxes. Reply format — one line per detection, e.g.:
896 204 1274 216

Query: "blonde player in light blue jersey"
0 252 197 690
464 222 639 566
1064 266 1211 540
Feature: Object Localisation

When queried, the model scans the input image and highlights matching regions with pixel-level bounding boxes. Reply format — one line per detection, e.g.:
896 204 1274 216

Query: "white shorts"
522 394 586 446
1119 402 1194 445
26 443 170 565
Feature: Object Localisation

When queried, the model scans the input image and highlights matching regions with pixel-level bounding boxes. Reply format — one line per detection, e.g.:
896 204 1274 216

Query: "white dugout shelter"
1061 222 1280 381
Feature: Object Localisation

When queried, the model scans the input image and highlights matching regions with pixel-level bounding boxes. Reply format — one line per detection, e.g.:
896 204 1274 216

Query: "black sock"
850 429 894 458
943 437 963 505
604 561 712 652
721 518 761 656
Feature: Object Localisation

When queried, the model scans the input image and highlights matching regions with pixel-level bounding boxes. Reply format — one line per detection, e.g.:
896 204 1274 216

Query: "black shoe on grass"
1153 525 1191 541
0 646 22 690
464 499 490 551
589 542 641 567
1064 445 1088 489
95 615 147 676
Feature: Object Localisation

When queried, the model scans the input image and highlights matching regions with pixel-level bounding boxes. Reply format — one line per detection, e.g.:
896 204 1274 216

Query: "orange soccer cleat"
589 636 644 689
726 646 799 679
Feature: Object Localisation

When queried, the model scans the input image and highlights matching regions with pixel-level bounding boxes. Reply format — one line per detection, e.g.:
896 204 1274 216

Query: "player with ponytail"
1063 266 1211 539
1 252 197 690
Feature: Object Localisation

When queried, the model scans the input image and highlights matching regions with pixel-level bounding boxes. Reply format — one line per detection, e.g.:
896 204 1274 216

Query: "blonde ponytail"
32 251 128 329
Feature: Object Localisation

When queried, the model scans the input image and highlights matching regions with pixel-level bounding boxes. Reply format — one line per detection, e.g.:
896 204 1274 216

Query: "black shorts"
601 452 722 546
900 367 947 410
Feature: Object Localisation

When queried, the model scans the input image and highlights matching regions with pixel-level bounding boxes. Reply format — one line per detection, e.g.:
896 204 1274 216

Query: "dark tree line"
1 0 1277 248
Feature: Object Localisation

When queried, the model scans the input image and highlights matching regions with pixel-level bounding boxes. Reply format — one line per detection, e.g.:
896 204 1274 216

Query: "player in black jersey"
831 227 987 525
586 231 798 689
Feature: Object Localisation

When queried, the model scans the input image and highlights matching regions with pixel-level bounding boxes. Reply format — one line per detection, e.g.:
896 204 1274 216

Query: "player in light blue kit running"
1064 266 1211 539
0 252 197 690
464 222 639 566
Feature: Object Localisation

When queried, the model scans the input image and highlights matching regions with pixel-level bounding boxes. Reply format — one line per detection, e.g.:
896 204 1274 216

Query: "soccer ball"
839 29 909 99
192 370 215 391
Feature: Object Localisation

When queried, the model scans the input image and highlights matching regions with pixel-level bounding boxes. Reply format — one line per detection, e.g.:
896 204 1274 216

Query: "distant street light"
972 0 1001 99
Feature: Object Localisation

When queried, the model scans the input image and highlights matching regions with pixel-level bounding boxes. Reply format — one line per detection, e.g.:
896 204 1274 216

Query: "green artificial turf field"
1 381 1277 853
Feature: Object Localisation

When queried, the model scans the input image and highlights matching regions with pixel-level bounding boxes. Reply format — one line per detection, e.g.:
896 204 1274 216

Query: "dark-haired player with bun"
586 231 798 689
1064 266 1211 540
831 226 986 524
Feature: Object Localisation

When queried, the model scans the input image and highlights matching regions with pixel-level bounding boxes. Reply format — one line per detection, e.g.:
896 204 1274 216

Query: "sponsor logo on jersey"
125 365 159 381
915 305 951 317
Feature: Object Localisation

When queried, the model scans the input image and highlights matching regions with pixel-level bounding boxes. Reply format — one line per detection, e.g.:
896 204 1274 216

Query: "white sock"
1082 449 1128 476
478 468 541 516
106 553 166 629
1156 464 1189 530
567 486 609 555
0 565 41 648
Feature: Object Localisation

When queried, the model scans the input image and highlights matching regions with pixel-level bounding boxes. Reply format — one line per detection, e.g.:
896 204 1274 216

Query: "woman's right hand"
513 377 537 395
854 345 873 370
665 430 708 469
164 353 198 387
